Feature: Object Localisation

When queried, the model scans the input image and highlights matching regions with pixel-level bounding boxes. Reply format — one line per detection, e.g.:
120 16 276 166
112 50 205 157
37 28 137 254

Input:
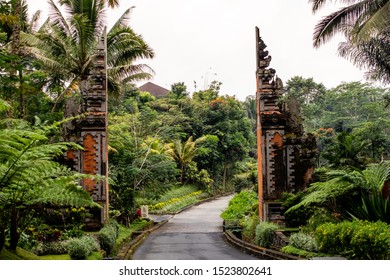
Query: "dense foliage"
220 190 258 221
1 0 389 261
315 220 390 259
255 222 280 248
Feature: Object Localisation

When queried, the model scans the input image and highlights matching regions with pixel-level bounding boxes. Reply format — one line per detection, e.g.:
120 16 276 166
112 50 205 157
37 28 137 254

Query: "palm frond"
47 0 71 36
351 0 390 40
338 28 390 83
28 10 41 33
310 0 331 13
106 0 120 8
109 6 135 29
313 1 370 47
109 64 155 81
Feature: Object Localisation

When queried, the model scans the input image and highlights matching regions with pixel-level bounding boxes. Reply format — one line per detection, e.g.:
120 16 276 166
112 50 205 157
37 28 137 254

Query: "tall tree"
166 136 205 183
0 0 42 119
26 0 154 110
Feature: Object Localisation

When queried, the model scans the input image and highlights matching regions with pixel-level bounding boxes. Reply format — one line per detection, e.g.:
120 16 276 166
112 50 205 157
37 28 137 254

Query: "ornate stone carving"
255 27 317 224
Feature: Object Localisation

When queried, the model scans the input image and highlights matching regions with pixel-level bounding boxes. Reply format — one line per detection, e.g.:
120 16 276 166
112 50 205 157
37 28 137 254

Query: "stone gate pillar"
255 27 316 224
66 29 109 228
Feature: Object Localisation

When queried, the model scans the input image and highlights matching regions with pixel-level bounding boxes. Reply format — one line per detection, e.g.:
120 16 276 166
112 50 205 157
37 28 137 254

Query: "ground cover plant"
144 185 208 214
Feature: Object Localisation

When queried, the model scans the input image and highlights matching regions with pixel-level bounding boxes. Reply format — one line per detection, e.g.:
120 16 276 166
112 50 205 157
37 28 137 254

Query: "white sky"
27 0 367 100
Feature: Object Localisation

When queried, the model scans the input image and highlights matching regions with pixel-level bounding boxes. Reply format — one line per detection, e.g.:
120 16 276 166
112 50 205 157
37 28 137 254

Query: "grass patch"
0 247 40 260
0 248 22 260
113 219 153 256
281 245 329 259
37 251 102 260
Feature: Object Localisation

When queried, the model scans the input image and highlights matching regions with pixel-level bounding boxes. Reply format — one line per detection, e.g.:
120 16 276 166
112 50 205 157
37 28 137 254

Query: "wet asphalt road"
131 195 258 260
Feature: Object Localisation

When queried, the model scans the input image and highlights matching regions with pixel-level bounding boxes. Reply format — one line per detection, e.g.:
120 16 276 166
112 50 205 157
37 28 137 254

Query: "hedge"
315 220 390 259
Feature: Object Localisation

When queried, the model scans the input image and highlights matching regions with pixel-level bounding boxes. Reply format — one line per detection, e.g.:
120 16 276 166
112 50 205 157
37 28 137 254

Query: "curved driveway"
132 195 257 260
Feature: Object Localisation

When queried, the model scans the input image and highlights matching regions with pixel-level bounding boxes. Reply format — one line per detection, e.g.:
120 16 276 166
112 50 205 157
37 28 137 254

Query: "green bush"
98 220 119 256
302 208 339 233
61 228 84 240
289 232 318 252
281 192 314 227
315 220 390 259
32 240 70 256
67 235 99 260
231 176 252 193
255 222 279 248
220 190 257 221
242 214 260 243
350 222 390 259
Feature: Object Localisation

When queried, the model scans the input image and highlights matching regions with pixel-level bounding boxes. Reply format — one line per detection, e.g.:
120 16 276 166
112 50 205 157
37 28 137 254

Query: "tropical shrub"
285 162 390 223
346 191 390 223
0 125 100 250
315 220 390 259
61 228 85 240
255 222 279 248
242 214 260 243
288 232 318 252
68 235 99 260
281 191 315 227
302 208 339 233
98 220 119 256
24 225 63 243
220 190 257 221
231 176 252 193
32 240 70 256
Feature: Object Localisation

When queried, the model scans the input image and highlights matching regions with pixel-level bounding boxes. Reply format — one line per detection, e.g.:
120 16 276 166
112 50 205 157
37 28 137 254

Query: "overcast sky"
28 0 367 100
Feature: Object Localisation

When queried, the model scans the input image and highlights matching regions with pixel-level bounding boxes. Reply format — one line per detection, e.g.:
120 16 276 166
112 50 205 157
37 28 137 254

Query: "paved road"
132 195 257 260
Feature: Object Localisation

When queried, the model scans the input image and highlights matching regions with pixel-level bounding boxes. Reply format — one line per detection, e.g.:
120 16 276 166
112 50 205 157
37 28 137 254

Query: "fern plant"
285 162 390 222
0 126 100 251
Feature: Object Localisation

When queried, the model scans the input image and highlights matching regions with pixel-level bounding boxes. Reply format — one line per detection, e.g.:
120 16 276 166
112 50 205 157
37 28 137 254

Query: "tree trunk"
9 208 19 251
0 223 6 251
11 1 21 55
11 0 24 118
222 164 227 189
18 70 24 118
180 165 185 184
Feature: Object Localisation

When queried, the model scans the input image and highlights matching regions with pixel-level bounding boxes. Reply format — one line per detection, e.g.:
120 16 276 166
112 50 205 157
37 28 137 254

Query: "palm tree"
323 132 369 169
25 0 154 109
166 136 205 183
309 0 390 47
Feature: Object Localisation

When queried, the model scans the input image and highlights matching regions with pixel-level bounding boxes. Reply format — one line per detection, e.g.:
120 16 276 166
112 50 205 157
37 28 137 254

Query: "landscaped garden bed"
221 187 390 260
0 218 153 260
